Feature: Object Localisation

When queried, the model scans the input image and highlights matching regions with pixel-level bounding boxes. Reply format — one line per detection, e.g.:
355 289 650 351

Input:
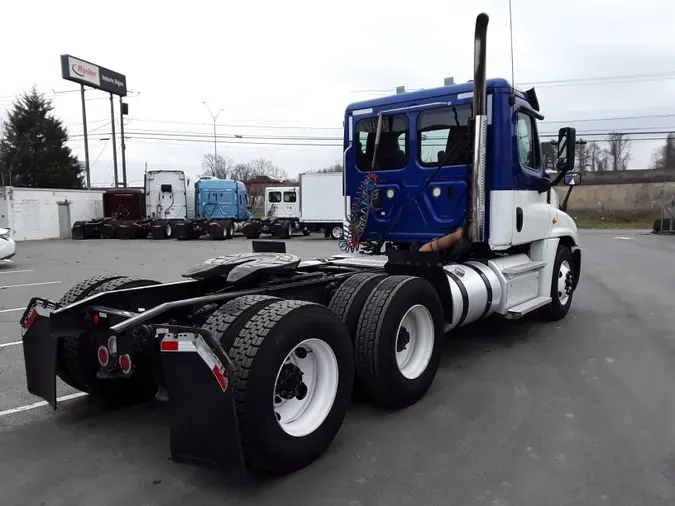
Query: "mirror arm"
538 170 566 194
561 185 574 212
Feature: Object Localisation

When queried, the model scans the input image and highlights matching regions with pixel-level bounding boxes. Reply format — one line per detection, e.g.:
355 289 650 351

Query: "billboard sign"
60 54 127 97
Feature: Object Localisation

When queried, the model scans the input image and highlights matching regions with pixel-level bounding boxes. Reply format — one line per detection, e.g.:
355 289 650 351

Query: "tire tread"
228 299 316 470
354 275 411 402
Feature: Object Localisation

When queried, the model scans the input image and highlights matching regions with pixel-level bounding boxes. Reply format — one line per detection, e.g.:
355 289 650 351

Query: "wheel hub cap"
276 363 305 400
396 327 411 353
557 260 573 305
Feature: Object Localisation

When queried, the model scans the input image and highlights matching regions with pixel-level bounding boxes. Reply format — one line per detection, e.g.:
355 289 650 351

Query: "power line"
66 125 675 144
90 138 110 169
115 135 341 147
122 112 675 133
350 70 675 94
127 117 343 131
519 70 675 87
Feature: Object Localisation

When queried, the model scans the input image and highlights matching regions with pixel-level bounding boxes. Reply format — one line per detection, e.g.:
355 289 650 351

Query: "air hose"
338 173 380 253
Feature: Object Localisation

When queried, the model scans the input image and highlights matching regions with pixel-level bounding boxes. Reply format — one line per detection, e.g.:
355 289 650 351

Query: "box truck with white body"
299 172 345 240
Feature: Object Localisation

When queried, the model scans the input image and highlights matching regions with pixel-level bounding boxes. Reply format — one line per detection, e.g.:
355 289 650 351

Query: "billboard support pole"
109 93 119 187
119 97 127 187
80 84 91 189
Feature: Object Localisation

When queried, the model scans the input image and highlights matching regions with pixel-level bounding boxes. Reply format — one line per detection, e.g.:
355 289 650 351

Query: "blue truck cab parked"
173 178 253 240
196 178 252 222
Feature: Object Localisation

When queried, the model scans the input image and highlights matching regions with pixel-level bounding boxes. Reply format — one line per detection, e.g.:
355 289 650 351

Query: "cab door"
510 109 552 245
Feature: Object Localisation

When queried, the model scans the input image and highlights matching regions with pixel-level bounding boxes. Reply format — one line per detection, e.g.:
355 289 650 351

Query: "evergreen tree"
650 132 675 170
0 86 84 188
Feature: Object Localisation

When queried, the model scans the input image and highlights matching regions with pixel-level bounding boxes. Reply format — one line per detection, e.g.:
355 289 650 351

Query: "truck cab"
265 186 300 221
343 79 578 253
145 170 195 221
195 178 252 221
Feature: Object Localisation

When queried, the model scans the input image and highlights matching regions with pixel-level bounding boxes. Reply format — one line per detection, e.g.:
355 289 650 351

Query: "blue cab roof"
345 78 521 112
195 178 240 190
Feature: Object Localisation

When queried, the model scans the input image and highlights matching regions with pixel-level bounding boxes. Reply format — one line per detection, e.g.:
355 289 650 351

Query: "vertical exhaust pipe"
470 13 489 243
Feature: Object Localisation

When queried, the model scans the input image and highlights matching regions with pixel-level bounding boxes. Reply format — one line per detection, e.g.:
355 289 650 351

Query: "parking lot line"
0 340 21 349
0 269 33 275
0 281 61 289
0 307 23 313
0 392 87 417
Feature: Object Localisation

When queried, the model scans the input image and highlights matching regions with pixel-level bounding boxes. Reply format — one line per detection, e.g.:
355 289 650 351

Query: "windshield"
268 191 281 203
283 191 296 203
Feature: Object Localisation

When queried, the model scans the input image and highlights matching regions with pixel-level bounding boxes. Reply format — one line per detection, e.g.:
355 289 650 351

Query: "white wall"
0 187 104 241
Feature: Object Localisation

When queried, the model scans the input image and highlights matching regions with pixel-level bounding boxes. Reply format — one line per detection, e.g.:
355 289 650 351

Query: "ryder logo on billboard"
61 54 127 97
67 56 100 87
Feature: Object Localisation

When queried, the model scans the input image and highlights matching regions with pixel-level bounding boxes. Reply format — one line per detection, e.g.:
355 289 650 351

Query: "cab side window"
516 112 539 170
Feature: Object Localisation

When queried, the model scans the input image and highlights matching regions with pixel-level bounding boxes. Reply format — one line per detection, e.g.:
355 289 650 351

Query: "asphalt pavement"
1 230 674 506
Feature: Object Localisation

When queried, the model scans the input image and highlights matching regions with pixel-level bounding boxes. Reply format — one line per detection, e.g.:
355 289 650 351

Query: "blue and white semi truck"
20 13 581 478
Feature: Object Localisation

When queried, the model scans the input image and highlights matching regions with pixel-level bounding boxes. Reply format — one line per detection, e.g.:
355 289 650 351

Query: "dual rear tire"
329 274 444 408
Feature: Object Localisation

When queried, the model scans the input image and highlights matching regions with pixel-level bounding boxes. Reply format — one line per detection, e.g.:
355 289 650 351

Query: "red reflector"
25 309 38 329
120 354 131 374
97 346 109 366
161 340 179 352
92 315 100 324
212 365 228 392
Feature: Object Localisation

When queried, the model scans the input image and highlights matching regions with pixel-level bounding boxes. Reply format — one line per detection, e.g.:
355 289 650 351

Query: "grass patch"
569 209 657 229
572 217 653 229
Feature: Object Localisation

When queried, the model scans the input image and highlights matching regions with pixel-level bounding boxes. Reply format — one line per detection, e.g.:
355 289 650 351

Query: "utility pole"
202 102 224 172
120 98 129 187
80 84 91 189
109 93 119 187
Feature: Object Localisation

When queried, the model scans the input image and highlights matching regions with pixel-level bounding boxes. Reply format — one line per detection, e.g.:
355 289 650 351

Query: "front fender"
549 209 580 246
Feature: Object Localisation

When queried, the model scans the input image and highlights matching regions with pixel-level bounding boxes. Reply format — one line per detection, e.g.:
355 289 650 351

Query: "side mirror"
564 172 581 186
556 127 576 172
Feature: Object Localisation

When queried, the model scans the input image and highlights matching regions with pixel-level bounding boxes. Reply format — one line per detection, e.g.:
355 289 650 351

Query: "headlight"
0 233 9 240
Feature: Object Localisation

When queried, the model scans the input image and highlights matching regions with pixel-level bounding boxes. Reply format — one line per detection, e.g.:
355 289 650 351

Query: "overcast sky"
2 0 674 186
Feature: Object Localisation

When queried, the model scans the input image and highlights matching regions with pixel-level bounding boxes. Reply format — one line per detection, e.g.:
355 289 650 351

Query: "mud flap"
157 325 246 476
20 300 60 409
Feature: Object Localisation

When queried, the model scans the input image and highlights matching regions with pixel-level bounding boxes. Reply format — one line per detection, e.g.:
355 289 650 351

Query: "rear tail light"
97 346 109 366
119 354 132 375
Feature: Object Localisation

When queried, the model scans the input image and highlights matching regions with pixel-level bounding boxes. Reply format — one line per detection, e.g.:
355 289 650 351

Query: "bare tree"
308 163 343 174
541 142 556 171
604 132 631 171
249 157 288 180
201 153 234 179
575 139 589 171
650 132 675 170
586 141 605 171
231 162 254 182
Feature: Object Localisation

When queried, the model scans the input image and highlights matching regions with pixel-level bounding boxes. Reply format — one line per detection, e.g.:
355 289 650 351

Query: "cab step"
506 296 552 318
502 261 547 276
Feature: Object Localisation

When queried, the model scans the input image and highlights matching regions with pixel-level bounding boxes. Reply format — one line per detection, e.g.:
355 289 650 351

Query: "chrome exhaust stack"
470 13 489 243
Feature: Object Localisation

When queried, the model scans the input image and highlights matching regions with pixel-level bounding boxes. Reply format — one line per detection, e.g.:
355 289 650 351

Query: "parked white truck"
242 173 345 240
